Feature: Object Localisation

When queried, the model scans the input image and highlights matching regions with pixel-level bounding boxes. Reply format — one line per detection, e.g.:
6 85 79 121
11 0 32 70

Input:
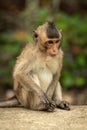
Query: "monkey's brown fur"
0 22 70 111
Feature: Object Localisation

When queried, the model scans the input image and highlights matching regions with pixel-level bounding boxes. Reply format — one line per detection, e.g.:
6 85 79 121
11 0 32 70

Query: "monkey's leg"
26 90 55 112
14 74 55 112
53 82 70 110
16 85 55 112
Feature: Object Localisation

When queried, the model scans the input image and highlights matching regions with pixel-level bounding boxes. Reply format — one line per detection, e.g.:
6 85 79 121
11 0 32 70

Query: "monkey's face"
33 22 62 56
44 38 61 56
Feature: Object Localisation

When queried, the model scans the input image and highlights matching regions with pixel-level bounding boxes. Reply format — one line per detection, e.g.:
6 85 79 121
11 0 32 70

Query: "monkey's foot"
57 101 70 110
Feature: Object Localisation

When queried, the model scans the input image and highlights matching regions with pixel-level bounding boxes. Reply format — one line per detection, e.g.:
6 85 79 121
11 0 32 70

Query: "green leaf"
77 55 86 67
75 77 85 87
62 71 74 89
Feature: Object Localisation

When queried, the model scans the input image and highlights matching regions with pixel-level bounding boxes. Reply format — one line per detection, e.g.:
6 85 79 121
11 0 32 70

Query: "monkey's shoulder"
17 43 37 61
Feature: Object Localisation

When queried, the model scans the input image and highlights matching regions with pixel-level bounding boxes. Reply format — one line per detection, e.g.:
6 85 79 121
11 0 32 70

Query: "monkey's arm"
15 72 45 95
46 49 63 98
46 72 59 98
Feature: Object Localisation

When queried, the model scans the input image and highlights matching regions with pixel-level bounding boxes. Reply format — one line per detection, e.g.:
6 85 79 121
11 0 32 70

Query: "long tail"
0 96 20 108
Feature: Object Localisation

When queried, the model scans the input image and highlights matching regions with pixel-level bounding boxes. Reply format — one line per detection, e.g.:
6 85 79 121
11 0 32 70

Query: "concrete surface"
0 106 87 130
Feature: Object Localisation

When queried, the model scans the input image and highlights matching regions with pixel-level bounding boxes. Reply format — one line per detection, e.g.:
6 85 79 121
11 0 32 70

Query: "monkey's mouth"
50 53 58 57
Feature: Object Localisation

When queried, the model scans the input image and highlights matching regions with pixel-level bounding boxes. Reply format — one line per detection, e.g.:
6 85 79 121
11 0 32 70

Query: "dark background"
0 0 87 105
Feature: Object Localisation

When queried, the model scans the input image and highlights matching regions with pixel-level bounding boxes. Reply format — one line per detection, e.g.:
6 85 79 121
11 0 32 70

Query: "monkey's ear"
58 29 62 40
59 29 62 33
33 31 38 38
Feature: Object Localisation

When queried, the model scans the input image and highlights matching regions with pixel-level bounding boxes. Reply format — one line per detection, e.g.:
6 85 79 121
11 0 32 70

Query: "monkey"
0 21 70 111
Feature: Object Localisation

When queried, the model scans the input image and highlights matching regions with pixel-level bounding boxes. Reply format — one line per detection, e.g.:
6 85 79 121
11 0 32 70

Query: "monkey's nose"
52 50 58 56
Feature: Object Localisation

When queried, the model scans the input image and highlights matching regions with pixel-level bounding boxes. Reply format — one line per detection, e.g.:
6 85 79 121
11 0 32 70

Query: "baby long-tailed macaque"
0 22 70 111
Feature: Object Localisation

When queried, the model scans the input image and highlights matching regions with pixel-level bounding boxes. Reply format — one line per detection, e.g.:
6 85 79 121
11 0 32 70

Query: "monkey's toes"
57 100 70 110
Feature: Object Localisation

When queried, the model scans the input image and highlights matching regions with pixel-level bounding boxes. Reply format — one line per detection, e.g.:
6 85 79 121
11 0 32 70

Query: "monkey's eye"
48 40 53 44
34 33 38 38
56 40 60 43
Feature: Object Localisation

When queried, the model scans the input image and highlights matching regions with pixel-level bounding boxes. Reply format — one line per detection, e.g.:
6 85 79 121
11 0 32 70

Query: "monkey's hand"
57 100 70 111
42 94 56 112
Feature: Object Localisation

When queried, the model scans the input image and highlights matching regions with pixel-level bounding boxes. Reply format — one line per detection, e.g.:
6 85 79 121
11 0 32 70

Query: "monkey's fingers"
45 104 55 112
45 100 56 112
57 100 70 111
42 93 51 104
50 100 56 108
48 101 56 112
41 92 56 112
42 94 55 112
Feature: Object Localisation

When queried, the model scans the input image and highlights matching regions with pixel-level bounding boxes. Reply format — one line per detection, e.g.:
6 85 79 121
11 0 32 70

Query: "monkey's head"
33 22 62 56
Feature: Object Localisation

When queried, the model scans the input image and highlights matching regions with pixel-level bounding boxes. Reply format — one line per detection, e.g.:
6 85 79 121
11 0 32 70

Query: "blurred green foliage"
0 8 87 89
55 13 87 89
0 32 29 87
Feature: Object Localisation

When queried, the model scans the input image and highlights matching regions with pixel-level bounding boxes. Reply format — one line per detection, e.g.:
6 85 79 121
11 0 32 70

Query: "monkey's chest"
37 66 53 92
